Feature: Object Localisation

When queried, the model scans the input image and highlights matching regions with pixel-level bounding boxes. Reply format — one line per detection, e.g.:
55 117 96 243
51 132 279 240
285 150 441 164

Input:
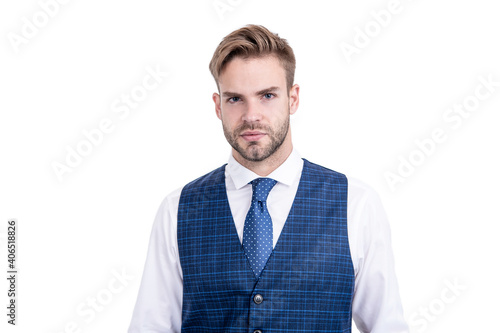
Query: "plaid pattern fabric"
178 159 354 332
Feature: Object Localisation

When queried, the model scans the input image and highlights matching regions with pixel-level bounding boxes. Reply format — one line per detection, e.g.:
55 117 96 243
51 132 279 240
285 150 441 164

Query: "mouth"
240 130 266 142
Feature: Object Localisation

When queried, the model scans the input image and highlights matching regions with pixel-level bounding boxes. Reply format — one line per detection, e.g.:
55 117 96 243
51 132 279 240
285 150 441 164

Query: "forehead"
219 56 287 93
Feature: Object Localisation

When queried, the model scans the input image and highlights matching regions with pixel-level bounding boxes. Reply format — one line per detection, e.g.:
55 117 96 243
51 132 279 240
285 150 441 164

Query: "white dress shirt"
128 149 409 333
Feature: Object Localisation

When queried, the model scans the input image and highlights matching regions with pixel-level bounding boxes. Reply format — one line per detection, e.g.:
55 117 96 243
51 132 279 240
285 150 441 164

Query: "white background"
1 0 499 332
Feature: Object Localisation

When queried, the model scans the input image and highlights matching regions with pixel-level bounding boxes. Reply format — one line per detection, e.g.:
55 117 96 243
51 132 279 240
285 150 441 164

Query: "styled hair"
209 24 296 92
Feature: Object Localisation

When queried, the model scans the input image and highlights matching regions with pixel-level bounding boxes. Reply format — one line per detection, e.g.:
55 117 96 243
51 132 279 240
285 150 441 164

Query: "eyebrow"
221 86 280 98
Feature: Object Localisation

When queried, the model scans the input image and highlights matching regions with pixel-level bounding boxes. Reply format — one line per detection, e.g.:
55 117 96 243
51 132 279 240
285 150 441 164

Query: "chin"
245 147 270 162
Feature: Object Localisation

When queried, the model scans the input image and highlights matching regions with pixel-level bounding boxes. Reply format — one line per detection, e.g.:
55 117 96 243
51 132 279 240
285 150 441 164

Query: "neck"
233 139 293 177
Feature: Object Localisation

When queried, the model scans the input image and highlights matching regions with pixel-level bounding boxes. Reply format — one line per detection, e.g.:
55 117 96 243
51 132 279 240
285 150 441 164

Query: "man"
128 25 409 332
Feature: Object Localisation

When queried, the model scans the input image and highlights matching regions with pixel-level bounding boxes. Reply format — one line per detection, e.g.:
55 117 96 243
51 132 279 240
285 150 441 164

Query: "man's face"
213 56 299 163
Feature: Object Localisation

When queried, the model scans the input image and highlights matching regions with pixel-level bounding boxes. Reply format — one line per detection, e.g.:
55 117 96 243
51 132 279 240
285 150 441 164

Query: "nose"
241 100 263 123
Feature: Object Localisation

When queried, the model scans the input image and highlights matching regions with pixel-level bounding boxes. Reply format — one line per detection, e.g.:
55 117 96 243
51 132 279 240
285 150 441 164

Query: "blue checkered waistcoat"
177 159 355 332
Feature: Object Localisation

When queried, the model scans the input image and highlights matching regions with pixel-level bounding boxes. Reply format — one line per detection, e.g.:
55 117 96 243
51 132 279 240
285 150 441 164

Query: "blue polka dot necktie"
243 177 277 278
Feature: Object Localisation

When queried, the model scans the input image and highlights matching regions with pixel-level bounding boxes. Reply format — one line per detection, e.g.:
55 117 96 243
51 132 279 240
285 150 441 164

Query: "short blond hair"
209 24 296 92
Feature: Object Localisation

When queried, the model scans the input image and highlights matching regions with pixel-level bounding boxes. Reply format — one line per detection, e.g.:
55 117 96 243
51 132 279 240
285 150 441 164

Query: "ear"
288 84 300 115
213 92 222 120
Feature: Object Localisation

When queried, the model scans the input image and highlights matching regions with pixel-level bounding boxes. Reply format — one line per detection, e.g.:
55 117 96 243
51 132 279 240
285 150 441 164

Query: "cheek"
220 108 240 127
266 100 289 121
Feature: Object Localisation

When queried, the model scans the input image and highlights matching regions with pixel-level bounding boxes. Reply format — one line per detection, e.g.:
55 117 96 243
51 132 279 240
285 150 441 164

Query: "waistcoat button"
253 330 262 333
253 294 264 304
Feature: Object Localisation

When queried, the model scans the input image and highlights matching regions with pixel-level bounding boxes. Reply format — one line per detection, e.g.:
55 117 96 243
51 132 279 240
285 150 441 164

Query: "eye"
228 96 240 103
263 93 275 99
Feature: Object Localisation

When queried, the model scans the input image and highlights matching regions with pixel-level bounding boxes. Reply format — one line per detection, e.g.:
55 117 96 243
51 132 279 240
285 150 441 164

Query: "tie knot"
251 178 277 202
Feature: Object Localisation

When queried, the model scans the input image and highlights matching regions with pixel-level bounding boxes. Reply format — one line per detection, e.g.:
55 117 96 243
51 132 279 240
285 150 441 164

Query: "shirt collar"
227 148 303 190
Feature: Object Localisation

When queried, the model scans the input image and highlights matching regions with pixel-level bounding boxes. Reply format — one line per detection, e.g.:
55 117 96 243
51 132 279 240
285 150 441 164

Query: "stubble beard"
223 116 290 163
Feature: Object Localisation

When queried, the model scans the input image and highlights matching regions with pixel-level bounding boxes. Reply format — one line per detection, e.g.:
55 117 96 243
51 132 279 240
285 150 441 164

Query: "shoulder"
302 159 347 184
300 159 380 203
346 176 381 206
154 186 184 223
156 164 225 215
302 158 345 176
345 176 390 236
181 164 227 192
161 186 184 210
158 164 228 212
